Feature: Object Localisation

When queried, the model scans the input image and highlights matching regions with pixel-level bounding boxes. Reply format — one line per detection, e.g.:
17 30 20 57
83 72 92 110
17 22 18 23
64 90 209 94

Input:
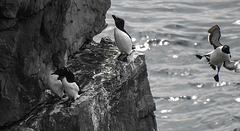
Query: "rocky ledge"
0 0 110 128
3 37 157 131
0 0 157 130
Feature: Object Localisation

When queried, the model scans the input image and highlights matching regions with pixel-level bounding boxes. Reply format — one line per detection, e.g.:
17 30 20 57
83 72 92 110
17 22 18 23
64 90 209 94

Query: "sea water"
94 0 240 130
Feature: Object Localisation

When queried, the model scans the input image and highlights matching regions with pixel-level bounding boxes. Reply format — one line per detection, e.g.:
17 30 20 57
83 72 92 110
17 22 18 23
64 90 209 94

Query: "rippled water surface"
94 0 240 130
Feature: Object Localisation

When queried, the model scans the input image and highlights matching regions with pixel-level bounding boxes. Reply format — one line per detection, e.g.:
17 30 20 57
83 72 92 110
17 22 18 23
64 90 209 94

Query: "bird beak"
58 76 64 80
112 15 116 20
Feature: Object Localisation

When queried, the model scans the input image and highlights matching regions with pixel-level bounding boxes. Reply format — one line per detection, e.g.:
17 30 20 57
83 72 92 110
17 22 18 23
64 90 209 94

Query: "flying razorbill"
112 15 132 61
196 25 231 82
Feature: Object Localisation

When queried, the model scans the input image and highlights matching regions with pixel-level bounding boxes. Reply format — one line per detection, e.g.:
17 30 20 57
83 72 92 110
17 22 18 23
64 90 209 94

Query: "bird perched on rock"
112 15 132 61
196 25 231 82
47 68 66 98
59 68 80 100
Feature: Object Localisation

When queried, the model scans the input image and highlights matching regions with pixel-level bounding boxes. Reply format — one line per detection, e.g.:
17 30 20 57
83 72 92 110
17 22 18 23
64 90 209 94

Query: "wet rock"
4 37 157 131
0 0 110 128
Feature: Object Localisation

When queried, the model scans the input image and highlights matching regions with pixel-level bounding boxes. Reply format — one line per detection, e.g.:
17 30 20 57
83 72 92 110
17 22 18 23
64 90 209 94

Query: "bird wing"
123 29 132 39
208 25 222 49
70 83 79 92
223 59 239 70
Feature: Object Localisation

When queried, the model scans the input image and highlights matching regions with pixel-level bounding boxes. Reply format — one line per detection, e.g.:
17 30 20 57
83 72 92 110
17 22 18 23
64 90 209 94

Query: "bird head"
51 67 68 80
222 45 230 54
112 15 125 30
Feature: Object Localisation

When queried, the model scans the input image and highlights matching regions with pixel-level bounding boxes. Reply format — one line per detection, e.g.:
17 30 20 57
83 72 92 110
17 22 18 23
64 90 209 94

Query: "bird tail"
195 54 203 59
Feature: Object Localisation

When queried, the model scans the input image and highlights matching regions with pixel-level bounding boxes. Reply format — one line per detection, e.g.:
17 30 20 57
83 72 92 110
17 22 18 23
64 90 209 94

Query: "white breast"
114 27 132 54
210 46 230 66
48 74 64 97
62 78 80 100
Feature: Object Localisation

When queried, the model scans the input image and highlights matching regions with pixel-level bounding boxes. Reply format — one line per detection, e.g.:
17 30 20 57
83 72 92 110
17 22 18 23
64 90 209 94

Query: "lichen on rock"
5 37 157 131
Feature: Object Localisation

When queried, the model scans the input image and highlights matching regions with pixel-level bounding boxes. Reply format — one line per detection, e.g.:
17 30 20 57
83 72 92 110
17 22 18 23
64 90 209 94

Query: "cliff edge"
0 0 157 130
6 37 157 131
0 0 110 127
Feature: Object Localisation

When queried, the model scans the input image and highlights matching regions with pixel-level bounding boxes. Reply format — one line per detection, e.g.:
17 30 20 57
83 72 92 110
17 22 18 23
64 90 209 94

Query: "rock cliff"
0 0 157 130
0 0 110 128
4 37 157 131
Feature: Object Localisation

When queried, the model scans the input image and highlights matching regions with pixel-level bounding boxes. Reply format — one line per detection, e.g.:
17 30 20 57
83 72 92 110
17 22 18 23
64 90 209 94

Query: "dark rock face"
0 0 110 127
0 0 157 130
6 37 157 131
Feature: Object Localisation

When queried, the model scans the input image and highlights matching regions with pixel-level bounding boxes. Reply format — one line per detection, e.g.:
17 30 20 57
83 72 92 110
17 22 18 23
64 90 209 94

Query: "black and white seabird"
48 68 66 98
112 15 132 61
60 69 80 100
196 25 231 82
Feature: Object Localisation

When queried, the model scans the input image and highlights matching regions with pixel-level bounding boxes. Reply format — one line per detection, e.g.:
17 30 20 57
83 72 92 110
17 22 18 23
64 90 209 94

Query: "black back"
112 15 131 39
52 67 68 80
65 70 75 83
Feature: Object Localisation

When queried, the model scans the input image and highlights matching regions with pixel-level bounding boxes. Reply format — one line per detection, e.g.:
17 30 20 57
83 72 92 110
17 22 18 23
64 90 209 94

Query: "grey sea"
94 0 240 131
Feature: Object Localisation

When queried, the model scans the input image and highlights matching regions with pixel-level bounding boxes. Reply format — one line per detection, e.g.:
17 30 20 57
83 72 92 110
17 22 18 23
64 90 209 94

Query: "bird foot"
132 45 136 50
210 64 216 70
214 75 219 82
74 95 81 100
59 97 72 105
118 53 128 62
61 95 69 101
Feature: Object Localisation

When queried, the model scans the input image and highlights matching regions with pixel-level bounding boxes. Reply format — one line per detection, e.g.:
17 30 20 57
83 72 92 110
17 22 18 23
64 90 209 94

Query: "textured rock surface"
0 0 157 130
0 0 110 127
5 37 157 131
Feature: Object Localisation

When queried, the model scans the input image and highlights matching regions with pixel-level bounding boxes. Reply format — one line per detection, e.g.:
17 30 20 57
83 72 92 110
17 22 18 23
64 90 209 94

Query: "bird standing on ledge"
112 15 132 61
50 67 80 101
61 69 80 100
47 68 66 98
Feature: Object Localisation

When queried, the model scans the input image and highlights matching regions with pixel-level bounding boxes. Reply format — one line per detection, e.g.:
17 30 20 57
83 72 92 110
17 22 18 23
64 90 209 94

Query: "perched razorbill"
60 69 80 100
48 68 66 98
112 15 132 61
196 25 231 82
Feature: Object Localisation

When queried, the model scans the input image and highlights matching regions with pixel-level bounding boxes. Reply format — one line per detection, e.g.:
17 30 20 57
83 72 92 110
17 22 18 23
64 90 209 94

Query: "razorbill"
61 69 80 100
196 25 231 82
224 59 240 73
112 15 132 61
48 68 66 98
